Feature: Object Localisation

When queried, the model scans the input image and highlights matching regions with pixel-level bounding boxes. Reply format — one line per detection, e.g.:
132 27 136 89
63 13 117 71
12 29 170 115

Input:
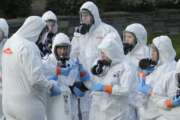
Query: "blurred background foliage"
0 0 180 18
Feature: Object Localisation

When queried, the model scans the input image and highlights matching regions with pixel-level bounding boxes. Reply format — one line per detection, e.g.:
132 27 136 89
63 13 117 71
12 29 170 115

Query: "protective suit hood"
16 16 45 43
125 23 147 45
153 35 176 65
42 10 57 22
80 1 102 31
98 33 124 65
0 18 9 38
124 23 149 67
52 33 70 55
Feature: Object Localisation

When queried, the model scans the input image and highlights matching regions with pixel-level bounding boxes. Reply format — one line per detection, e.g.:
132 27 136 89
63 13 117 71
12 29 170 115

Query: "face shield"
45 19 57 34
54 43 71 67
123 31 137 55
75 9 94 35
80 9 94 25
91 50 111 76
149 44 159 64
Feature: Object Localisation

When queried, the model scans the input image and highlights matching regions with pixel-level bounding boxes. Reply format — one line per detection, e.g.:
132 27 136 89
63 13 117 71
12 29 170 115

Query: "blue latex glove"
50 81 61 96
137 78 152 95
48 75 58 81
172 96 180 107
91 83 104 91
73 87 85 97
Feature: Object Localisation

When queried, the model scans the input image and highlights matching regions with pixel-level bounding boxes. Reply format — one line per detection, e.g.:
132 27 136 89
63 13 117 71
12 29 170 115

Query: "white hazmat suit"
43 33 98 120
43 33 73 120
138 36 177 120
71 2 122 119
124 23 150 120
149 60 180 120
0 18 9 118
0 18 9 80
2 16 53 120
37 10 58 57
71 1 122 72
89 33 135 120
124 23 150 67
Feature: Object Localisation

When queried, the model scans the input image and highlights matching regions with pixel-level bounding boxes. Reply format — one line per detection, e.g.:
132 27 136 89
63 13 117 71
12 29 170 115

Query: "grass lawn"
148 33 180 60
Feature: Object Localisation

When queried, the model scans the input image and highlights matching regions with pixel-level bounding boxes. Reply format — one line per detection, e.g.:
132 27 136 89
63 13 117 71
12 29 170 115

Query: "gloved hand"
104 85 112 94
70 81 88 97
91 61 104 75
165 96 180 109
92 83 112 94
91 60 111 75
48 75 58 81
137 76 152 95
72 87 85 97
139 58 157 69
172 96 180 107
50 81 61 96
139 58 152 69
92 83 104 91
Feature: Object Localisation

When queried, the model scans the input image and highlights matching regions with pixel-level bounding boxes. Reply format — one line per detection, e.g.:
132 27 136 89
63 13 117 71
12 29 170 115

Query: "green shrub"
46 0 86 15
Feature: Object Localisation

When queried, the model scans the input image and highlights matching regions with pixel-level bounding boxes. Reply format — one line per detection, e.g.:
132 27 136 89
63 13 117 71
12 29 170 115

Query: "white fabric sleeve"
151 73 177 110
150 94 169 109
19 44 51 90
41 57 56 77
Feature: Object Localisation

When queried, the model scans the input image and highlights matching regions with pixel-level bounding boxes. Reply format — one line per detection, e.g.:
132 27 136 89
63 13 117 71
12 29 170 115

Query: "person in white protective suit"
1 16 62 120
123 23 150 120
123 23 150 67
42 33 73 120
0 18 9 119
136 36 177 120
147 60 180 120
71 2 122 119
89 33 136 120
71 1 122 70
43 32 114 120
37 10 58 57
